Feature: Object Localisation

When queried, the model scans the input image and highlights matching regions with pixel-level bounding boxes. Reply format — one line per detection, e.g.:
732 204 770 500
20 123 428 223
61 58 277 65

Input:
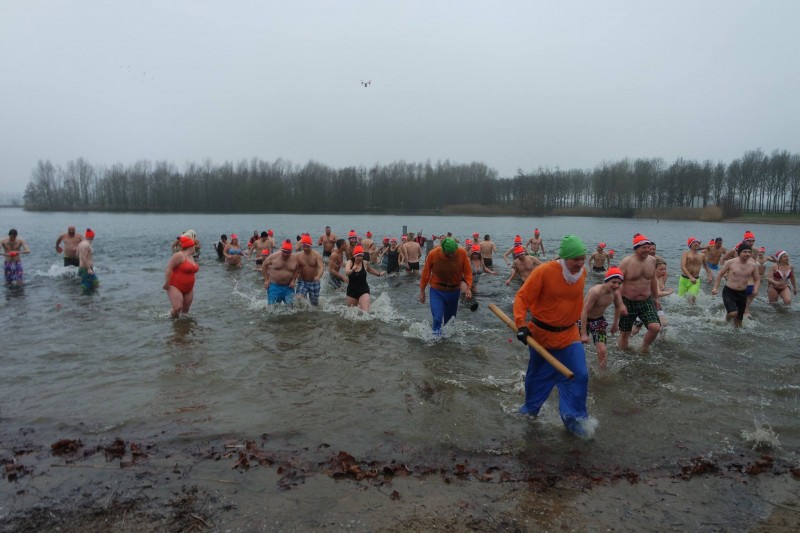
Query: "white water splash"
32 264 79 279
741 419 781 450
575 416 600 440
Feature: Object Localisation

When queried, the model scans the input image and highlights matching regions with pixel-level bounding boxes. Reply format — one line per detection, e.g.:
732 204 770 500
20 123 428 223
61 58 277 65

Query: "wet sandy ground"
2 434 798 532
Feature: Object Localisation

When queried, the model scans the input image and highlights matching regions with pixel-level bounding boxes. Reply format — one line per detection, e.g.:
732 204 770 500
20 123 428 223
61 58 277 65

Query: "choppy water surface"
1 209 798 527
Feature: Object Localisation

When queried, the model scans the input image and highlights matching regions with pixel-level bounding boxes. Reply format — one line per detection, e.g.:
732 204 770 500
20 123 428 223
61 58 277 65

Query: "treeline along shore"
21 148 800 219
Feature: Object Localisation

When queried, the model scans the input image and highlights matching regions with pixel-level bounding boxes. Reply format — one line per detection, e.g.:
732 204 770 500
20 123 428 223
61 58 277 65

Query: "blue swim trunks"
78 267 99 292
708 262 719 272
4 260 23 285
295 279 321 306
267 283 295 305
745 284 754 296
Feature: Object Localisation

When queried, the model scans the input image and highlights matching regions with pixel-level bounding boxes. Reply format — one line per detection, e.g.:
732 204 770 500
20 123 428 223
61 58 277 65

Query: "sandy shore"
2 435 799 532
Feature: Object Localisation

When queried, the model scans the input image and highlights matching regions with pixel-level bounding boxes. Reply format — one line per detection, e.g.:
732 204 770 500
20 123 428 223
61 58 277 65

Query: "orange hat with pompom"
604 267 624 282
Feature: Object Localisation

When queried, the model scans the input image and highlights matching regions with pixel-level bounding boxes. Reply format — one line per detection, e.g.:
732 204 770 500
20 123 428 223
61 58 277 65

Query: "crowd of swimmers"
2 226 98 292
3 224 796 437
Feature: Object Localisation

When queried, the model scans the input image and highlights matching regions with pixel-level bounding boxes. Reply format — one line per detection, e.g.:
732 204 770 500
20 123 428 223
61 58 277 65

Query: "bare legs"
167 286 193 317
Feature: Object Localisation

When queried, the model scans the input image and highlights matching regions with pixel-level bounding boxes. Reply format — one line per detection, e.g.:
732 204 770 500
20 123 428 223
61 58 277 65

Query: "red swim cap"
513 245 526 258
598 242 606 248
268 229 274 236
534 228 539 235
604 267 624 282
231 233 238 240
472 232 479 238
633 233 650 249
281 240 292 252
514 235 522 243
366 231 372 237
383 237 390 243
471 244 481 254
85 228 95 239
348 230 357 239
743 231 755 240
179 235 195 249
687 237 699 248
301 234 312 246
353 245 364 256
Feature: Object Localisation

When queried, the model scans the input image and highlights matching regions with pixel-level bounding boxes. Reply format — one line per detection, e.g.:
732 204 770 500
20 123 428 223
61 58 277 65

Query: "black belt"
531 316 576 332
435 282 459 289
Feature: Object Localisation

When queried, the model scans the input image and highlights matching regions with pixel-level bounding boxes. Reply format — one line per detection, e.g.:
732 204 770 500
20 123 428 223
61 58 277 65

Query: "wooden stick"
488 304 574 380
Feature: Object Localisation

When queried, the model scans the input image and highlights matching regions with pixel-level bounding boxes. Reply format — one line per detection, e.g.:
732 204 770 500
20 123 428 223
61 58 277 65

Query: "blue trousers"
429 287 460 334
519 342 589 435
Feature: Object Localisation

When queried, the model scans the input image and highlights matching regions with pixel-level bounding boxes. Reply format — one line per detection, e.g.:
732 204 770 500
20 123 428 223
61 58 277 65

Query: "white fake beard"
559 259 582 284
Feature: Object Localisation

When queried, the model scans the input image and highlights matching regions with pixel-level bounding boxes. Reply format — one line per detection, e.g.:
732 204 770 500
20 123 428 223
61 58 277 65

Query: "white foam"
575 416 600 440
741 419 781 450
32 264 78 279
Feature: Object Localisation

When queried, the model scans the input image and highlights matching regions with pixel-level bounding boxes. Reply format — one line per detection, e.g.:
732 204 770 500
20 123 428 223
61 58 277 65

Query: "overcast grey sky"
2 0 799 193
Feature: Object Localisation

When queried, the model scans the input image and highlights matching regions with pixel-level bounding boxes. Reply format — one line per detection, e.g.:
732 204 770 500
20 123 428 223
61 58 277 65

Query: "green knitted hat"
441 238 458 254
559 234 586 259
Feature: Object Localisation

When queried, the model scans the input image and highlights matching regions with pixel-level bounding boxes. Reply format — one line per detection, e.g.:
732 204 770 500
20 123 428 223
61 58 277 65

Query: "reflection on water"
168 315 198 345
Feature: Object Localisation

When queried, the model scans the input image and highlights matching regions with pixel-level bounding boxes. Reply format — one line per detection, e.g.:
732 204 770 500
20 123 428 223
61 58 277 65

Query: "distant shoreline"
12 205 800 225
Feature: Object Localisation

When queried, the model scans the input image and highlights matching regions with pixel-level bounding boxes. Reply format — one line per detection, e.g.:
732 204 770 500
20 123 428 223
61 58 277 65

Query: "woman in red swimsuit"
164 235 200 317
767 250 796 305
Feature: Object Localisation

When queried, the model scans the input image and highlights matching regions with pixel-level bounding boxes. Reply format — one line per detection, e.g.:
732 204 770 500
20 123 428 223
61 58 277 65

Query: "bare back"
402 241 422 262
479 240 495 259
77 240 93 270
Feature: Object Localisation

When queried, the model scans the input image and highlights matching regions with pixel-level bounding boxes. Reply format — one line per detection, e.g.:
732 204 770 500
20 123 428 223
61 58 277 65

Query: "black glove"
516 326 531 345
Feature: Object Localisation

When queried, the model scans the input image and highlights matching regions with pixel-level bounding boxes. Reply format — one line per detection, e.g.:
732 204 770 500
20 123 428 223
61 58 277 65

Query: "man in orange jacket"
420 237 472 335
513 234 591 436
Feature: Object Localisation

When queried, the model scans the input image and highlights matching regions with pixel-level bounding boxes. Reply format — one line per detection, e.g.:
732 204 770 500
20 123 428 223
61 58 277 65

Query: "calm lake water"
1 208 798 528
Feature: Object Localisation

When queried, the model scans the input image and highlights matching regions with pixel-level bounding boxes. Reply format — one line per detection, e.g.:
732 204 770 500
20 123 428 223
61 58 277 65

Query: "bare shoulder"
585 284 603 299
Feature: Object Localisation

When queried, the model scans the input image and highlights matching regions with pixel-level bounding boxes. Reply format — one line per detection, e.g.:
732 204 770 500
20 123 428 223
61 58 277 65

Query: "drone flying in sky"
360 80 372 87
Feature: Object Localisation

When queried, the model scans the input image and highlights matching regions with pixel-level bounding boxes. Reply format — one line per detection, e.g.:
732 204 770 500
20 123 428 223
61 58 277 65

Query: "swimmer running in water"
77 228 99 292
224 234 244 267
580 267 625 371
588 243 610 273
525 228 546 258
712 242 760 328
55 226 83 267
2 229 31 287
345 244 385 312
295 234 325 306
467 244 496 294
164 235 199 317
262 240 299 305
766 250 796 305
